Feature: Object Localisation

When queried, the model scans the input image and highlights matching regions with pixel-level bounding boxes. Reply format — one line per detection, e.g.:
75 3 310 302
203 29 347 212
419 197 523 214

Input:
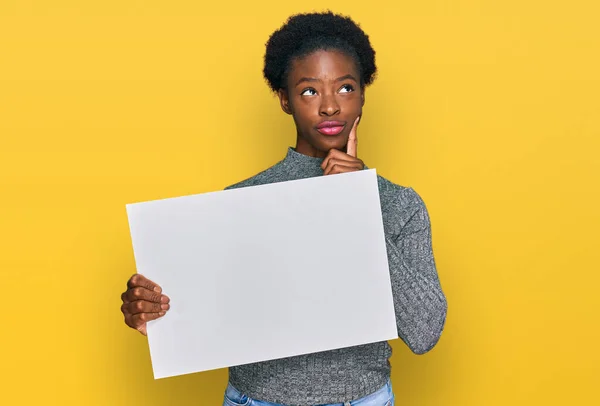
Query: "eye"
301 88 317 96
339 84 355 93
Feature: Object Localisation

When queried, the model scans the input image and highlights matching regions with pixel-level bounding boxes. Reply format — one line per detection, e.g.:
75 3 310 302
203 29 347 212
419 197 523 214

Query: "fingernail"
159 311 166 316
161 295 169 303
161 304 169 310
154 286 162 293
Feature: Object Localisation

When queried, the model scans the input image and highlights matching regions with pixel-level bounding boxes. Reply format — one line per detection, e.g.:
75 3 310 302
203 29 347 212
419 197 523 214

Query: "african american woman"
120 11 448 406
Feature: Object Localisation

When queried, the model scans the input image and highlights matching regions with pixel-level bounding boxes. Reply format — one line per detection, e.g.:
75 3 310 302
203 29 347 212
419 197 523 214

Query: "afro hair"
263 11 377 92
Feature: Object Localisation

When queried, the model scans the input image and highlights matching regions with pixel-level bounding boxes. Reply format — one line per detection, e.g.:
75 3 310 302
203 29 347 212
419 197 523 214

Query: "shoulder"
376 173 430 236
224 160 287 190
377 174 426 211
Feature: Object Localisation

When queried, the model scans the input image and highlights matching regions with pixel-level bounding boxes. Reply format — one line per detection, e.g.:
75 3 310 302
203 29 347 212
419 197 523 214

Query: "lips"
316 121 345 136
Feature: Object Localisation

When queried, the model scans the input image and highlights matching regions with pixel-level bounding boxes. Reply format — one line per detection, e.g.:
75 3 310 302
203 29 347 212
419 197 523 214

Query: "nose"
319 93 340 117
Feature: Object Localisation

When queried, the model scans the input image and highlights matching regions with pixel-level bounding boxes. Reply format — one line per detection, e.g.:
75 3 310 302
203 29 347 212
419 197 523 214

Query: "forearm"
386 236 447 354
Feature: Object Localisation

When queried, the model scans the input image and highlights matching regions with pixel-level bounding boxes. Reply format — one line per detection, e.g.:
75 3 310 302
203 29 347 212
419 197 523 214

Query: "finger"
122 300 170 316
124 286 169 304
132 312 165 326
323 157 363 175
124 312 165 332
124 314 147 334
127 273 162 294
124 314 158 336
320 148 357 171
324 163 363 176
320 149 337 171
124 314 137 330
323 159 363 175
346 116 360 157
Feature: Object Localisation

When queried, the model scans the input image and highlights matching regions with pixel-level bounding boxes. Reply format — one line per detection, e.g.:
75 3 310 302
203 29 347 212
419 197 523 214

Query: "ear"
278 89 293 115
361 87 366 107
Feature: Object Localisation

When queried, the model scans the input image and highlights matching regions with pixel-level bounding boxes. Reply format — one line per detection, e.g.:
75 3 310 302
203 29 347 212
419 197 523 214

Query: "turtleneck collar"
285 147 324 164
278 147 325 179
280 146 369 181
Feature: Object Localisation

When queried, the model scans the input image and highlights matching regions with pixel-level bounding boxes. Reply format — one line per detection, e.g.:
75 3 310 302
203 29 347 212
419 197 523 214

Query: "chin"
314 134 347 151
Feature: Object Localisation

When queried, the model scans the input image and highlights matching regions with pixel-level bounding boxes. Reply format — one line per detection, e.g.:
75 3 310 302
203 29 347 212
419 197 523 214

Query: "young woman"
121 11 447 406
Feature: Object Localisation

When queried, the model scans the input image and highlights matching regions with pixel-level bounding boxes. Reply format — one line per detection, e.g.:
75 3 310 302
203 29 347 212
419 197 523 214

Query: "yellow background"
1 1 598 405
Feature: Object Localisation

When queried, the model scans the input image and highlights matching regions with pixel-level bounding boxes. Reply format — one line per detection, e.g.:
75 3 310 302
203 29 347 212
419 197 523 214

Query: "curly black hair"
263 11 377 92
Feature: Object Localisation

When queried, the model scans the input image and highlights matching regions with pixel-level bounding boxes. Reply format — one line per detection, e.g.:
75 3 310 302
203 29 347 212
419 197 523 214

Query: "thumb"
346 116 360 157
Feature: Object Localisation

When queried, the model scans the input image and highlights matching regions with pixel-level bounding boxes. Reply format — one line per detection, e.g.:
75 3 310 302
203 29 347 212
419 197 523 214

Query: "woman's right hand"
121 274 170 336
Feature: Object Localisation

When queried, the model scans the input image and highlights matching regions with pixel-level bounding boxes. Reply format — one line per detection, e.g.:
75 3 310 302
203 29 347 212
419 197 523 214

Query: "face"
278 49 365 158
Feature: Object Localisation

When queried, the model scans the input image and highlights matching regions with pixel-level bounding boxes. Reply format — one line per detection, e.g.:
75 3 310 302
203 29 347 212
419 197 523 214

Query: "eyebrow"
295 74 358 87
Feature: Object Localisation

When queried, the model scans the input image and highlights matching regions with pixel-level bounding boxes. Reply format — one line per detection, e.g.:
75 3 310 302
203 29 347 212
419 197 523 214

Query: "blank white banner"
126 169 398 379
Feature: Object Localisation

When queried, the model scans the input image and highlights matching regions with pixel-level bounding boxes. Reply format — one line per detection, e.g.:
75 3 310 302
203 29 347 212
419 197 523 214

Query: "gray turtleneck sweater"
224 147 447 405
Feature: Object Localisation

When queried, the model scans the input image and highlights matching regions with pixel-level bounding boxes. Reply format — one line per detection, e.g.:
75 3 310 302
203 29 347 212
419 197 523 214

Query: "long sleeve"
385 187 448 354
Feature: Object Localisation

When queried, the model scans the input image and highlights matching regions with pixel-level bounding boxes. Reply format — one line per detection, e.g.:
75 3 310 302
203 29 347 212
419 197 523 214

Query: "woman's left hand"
321 116 364 175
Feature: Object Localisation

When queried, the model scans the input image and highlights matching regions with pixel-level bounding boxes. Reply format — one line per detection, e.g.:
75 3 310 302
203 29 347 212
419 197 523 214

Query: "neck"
294 135 329 159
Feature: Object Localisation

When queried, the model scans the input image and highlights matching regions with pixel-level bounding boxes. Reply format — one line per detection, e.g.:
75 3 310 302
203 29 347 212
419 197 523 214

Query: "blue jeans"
222 379 395 406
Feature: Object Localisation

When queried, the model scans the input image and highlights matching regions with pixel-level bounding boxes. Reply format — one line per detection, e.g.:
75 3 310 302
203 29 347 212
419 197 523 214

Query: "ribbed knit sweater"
223 147 447 405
